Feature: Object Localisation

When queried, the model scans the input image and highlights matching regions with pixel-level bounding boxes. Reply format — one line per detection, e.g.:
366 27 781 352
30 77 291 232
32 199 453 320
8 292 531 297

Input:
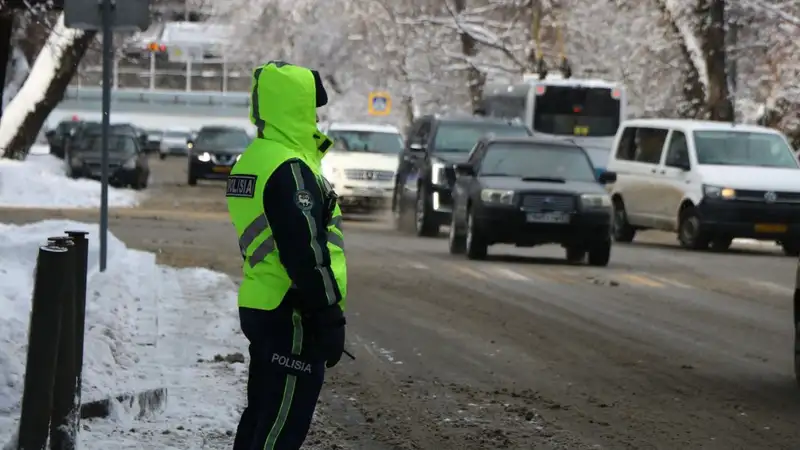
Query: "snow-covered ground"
0 154 139 208
0 220 246 448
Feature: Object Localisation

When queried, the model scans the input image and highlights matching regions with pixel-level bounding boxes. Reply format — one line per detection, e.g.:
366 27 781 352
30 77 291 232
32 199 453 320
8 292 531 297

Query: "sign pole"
99 0 113 272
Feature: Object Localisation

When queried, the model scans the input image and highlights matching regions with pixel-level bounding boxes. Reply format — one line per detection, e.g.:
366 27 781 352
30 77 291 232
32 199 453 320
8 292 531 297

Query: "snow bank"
0 220 246 448
0 155 139 208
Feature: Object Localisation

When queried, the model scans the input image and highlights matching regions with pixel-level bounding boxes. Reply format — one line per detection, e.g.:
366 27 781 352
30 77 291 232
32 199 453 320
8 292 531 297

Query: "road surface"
4 156 800 449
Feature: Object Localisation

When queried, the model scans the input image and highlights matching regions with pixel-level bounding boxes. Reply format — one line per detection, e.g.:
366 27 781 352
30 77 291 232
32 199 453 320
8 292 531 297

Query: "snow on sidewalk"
0 155 139 208
0 220 247 448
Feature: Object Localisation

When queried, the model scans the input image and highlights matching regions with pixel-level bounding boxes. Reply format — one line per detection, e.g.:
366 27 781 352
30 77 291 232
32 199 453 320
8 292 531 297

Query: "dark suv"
392 115 532 236
187 126 250 185
448 136 615 264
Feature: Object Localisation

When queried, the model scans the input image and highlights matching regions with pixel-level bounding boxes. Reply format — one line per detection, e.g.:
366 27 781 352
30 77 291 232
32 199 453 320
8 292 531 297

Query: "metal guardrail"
64 86 249 108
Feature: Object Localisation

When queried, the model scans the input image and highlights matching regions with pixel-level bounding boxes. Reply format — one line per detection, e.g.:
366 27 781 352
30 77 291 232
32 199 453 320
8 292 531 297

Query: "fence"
73 51 253 93
16 231 88 450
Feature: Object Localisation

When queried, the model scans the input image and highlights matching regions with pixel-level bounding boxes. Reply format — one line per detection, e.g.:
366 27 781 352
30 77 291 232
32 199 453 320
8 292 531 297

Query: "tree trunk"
1 15 96 159
697 0 733 121
0 13 14 119
453 0 485 111
658 0 705 118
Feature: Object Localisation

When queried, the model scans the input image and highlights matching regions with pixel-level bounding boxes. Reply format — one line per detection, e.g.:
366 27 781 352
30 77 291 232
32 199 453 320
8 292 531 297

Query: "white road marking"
488 267 529 281
746 279 794 295
407 261 429 269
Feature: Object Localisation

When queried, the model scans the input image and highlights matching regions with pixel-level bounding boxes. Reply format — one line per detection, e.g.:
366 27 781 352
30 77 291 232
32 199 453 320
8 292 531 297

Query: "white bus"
478 75 626 175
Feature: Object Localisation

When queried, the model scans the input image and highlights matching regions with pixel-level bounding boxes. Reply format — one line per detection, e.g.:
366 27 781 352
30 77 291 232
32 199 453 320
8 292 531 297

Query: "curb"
80 387 168 420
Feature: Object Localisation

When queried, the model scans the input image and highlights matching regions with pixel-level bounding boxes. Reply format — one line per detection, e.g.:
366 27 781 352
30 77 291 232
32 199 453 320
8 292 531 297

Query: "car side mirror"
455 163 474 176
677 161 691 171
598 170 617 184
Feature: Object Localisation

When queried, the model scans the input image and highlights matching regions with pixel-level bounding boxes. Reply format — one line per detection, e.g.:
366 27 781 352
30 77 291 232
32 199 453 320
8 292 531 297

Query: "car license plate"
754 223 787 233
527 212 569 223
212 166 231 173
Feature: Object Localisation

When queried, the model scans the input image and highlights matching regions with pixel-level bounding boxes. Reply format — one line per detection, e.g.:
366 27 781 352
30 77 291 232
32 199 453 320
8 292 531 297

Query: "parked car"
605 118 800 254
187 125 249 185
46 120 82 159
143 128 164 154
393 115 533 236
158 129 193 159
449 136 614 264
66 132 150 189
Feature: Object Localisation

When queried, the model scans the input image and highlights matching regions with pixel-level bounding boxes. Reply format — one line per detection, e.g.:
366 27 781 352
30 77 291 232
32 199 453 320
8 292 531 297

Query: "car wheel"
414 186 440 237
565 246 586 264
159 152 167 160
709 236 733 252
678 207 710 250
448 211 467 255
588 240 612 266
392 188 407 231
466 209 488 260
612 198 636 243
782 240 800 257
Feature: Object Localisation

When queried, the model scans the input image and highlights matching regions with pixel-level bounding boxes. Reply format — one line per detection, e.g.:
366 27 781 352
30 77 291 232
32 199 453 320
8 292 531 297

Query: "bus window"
533 86 620 137
482 95 526 120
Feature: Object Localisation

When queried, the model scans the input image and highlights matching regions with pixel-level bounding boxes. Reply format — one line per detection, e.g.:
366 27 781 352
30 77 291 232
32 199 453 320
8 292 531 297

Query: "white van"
319 122 404 213
605 118 800 254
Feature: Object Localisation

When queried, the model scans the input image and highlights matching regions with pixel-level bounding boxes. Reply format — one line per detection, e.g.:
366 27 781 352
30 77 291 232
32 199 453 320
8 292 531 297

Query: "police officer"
225 61 347 450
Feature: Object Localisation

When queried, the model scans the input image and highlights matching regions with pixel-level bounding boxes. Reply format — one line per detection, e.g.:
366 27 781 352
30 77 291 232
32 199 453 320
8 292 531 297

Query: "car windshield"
479 143 596 182
327 130 403 154
581 146 610 168
79 135 138 155
195 128 250 147
693 130 798 168
164 131 191 139
434 122 530 152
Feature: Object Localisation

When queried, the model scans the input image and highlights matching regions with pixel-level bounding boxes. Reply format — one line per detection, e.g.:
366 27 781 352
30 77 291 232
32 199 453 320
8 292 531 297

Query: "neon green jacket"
226 62 346 312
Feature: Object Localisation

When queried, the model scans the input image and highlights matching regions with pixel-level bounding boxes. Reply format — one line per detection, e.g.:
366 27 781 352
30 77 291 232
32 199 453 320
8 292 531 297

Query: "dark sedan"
187 126 249 185
66 133 150 189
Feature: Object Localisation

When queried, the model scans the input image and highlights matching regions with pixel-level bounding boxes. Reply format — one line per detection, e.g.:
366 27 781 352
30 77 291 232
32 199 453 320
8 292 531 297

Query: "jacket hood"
249 62 333 168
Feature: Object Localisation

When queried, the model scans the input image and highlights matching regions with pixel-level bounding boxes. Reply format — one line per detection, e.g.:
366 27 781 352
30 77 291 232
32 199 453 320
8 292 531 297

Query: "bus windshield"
533 86 620 137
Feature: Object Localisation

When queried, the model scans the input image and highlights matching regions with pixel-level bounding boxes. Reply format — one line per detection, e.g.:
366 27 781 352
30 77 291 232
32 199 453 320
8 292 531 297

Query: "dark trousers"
233 303 325 450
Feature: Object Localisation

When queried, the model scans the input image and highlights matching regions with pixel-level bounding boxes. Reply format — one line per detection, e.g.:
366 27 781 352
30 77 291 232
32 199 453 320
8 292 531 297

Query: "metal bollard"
65 231 89 412
17 244 69 450
47 236 78 450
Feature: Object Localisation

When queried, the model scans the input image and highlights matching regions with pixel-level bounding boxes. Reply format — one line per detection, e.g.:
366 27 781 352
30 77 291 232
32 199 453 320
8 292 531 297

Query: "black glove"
306 304 346 368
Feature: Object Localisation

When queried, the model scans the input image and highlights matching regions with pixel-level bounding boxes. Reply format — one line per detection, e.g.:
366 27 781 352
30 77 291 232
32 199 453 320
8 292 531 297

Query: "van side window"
665 131 690 168
633 127 668 164
614 127 637 161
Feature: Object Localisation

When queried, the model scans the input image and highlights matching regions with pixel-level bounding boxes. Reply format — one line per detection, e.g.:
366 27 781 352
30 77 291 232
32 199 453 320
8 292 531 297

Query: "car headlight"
187 142 193 149
197 152 211 162
122 157 136 169
70 156 82 167
480 189 515 205
431 161 447 185
703 184 736 199
236 154 241 161
580 193 612 208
